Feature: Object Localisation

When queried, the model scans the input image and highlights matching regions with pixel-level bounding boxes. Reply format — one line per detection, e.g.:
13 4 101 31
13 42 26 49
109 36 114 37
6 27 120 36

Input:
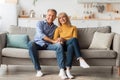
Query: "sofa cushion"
7 34 29 49
77 26 111 49
81 49 117 59
2 48 116 59
9 26 111 49
2 48 56 58
89 32 114 50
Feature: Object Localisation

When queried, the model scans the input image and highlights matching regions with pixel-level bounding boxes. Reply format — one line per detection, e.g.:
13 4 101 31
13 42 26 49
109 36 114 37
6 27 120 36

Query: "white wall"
18 0 82 17
1 0 120 33
18 0 120 18
0 3 17 32
18 0 120 33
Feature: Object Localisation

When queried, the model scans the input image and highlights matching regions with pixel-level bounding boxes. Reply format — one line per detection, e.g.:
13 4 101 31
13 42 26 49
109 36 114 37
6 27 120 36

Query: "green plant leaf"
33 0 38 5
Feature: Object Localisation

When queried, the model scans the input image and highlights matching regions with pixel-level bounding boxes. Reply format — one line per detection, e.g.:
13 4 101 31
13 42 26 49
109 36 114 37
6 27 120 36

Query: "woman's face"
58 15 67 25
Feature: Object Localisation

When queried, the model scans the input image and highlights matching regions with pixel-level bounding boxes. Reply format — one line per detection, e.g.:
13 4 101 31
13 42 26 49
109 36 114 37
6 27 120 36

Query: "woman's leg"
66 38 81 59
64 41 74 79
65 43 74 68
67 38 90 68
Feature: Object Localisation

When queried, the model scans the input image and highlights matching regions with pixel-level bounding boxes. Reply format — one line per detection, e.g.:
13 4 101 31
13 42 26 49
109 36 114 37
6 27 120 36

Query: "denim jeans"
63 38 81 68
28 41 65 70
47 43 65 69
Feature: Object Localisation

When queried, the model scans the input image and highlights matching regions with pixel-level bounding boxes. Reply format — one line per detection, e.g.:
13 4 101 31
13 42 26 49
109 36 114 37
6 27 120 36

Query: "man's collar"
44 20 54 26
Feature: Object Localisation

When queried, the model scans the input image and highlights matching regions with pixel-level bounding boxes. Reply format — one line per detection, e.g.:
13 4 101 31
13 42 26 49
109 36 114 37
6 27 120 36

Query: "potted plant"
33 0 38 5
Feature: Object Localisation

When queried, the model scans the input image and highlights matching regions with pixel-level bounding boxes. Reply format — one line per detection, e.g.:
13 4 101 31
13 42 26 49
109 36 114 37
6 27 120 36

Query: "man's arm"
43 36 57 44
36 21 57 44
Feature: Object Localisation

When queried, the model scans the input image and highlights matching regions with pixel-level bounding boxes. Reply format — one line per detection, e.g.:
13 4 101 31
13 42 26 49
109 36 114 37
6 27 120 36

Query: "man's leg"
47 43 65 69
28 41 43 77
47 43 67 79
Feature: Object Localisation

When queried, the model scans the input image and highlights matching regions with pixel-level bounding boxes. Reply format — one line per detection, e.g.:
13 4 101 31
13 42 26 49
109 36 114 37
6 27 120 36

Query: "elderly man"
28 9 67 79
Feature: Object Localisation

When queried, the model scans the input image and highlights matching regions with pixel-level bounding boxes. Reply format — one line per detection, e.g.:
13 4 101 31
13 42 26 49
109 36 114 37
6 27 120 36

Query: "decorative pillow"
7 34 29 49
89 32 114 50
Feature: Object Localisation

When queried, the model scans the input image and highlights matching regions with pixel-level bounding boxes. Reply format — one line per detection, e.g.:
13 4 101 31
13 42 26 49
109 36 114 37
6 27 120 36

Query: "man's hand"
43 36 56 44
52 40 58 44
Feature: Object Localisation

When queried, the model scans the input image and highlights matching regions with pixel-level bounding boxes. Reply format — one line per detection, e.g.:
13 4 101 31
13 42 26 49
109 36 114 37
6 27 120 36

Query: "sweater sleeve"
53 28 60 40
73 26 78 38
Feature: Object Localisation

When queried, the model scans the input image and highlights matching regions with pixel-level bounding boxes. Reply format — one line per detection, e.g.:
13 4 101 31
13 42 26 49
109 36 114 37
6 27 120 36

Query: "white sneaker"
66 70 74 79
80 58 90 68
36 70 43 77
59 69 67 80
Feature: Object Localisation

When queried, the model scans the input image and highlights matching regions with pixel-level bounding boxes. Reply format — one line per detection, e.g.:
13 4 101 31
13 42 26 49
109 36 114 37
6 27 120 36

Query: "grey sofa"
0 26 120 76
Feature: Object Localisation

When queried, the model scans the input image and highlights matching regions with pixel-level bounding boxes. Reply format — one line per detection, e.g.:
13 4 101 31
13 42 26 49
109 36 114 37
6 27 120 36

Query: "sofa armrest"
113 33 120 67
0 32 8 65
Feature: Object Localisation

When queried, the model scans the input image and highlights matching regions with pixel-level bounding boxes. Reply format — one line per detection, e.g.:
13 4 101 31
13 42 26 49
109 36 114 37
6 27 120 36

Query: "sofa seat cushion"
2 48 56 58
81 49 117 59
2 48 117 59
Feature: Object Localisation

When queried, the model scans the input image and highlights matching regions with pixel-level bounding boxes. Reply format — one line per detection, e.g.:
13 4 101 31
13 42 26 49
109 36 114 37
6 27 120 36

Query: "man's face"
46 11 56 24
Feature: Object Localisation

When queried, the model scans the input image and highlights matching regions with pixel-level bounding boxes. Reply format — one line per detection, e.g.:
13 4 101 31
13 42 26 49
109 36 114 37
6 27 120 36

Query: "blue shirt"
34 20 57 46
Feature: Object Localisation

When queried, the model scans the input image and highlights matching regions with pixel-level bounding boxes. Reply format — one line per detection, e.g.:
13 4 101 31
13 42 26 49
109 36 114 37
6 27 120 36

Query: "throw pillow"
7 34 29 49
89 32 114 50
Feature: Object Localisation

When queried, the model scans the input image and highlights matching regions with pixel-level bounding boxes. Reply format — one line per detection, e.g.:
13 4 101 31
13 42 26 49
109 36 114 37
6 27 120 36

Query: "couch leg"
111 66 114 74
118 67 120 76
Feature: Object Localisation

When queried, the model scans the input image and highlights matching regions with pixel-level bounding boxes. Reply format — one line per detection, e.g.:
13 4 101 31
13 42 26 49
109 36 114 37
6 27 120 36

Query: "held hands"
52 38 65 44
43 36 65 44
56 38 65 44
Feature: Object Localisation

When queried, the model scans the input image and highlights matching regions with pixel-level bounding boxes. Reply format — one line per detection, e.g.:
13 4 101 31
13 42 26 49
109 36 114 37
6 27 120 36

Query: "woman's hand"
56 38 65 44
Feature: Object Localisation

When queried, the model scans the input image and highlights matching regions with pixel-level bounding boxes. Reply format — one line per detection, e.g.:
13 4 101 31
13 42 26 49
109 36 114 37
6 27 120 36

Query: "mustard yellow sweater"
53 24 77 40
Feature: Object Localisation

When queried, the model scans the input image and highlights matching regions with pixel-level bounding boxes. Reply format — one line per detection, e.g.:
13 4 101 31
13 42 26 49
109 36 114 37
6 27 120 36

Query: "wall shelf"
78 0 120 3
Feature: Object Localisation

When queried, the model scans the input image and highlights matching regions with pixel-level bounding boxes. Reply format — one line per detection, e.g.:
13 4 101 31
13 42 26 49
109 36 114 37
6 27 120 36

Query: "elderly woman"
54 12 90 79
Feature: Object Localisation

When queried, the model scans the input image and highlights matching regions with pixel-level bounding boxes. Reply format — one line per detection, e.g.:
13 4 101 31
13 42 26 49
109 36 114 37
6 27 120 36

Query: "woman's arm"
73 26 78 38
53 28 60 40
53 28 66 44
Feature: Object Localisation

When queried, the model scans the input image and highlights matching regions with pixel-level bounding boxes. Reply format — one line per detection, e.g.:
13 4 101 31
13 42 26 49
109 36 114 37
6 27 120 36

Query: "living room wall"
18 0 80 17
0 3 17 32
18 0 120 19
18 0 120 33
1 0 120 33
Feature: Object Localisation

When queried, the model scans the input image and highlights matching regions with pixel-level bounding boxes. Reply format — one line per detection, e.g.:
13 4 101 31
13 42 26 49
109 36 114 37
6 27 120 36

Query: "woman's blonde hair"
58 12 71 26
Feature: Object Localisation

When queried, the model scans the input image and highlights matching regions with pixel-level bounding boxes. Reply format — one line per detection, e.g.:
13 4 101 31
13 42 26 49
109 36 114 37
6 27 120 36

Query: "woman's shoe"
59 69 67 80
66 70 74 79
36 70 43 77
80 58 90 68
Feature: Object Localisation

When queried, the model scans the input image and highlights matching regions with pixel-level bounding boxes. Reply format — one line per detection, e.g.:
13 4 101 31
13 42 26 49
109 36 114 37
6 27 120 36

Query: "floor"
0 65 120 80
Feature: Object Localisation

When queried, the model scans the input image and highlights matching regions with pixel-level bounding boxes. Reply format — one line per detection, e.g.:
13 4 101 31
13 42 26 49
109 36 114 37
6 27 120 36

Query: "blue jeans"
63 38 81 68
28 41 65 70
